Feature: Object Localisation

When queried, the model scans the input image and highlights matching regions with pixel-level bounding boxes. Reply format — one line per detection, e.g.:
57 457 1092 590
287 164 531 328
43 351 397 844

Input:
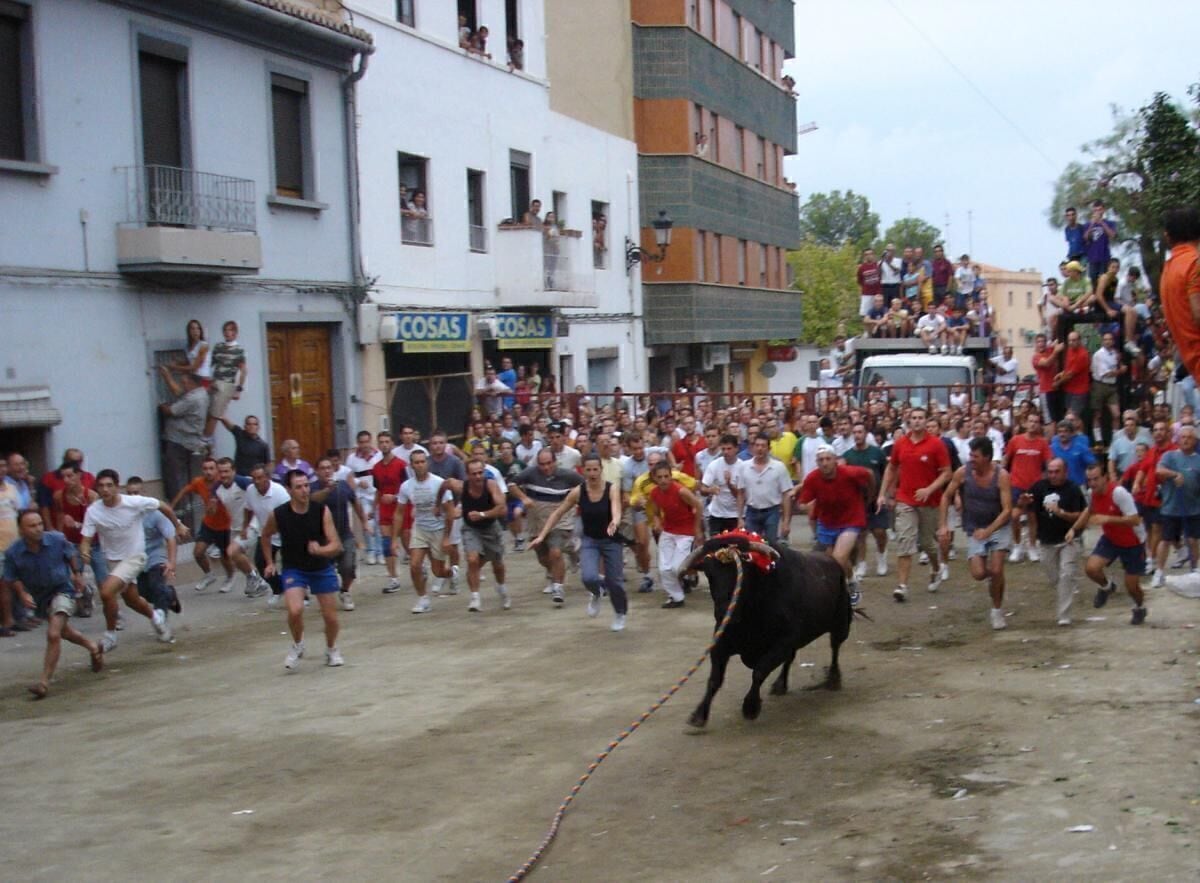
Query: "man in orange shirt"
1054 330 1091 423
170 457 235 593
1160 208 1200 385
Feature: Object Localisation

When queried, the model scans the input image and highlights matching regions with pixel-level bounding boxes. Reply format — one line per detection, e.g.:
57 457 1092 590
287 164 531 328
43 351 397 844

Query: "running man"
4 511 104 698
648 461 704 609
1067 462 1149 625
211 458 266 596
446 458 510 612
842 422 889 579
939 437 1013 630
371 431 409 594
311 456 369 612
795 445 873 606
80 470 186 651
126 475 181 625
394 449 455 614
260 469 345 670
511 448 583 604
233 464 290 606
170 456 235 593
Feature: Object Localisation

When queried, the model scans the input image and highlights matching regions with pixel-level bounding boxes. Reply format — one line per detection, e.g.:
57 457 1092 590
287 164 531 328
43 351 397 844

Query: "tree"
797 190 880 249
787 241 861 347
1048 87 1200 284
877 216 942 257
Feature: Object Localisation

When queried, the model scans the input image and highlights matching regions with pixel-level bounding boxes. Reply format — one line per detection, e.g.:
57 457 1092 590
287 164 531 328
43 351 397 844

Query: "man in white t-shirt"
917 309 948 353
233 464 291 608
395 449 454 614
700 433 743 535
990 345 1019 388
396 424 430 463
344 430 383 565
80 469 186 652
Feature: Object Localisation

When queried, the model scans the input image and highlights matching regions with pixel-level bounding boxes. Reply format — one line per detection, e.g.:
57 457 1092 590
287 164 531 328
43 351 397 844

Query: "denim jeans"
744 506 781 544
580 535 627 615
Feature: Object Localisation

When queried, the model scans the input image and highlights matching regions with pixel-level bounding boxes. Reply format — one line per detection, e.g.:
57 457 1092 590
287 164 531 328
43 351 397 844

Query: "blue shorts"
1091 536 1147 576
281 566 340 595
1137 504 1159 527
506 498 524 522
1160 514 1200 542
815 522 861 548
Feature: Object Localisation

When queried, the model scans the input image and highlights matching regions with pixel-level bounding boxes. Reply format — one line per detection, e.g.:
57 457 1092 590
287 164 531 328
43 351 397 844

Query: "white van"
857 354 978 407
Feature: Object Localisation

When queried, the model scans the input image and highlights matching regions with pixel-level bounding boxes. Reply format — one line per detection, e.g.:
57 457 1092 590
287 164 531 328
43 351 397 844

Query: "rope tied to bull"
507 548 752 882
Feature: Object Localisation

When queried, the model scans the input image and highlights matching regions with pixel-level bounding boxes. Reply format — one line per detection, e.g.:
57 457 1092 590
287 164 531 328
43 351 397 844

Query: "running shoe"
542 584 554 594
875 558 888 577
325 647 345 667
893 584 908 603
551 585 565 605
218 576 235 594
848 582 862 607
151 609 173 643
1130 606 1147 625
918 552 929 565
411 596 432 614
586 594 600 618
339 592 355 611
285 641 305 670
1056 617 1072 627
468 593 482 612
990 608 1007 630
383 578 402 594
1026 544 1041 563
611 614 626 632
513 537 526 552
1093 579 1116 608
853 561 867 581
496 585 512 610
266 593 281 609
947 547 957 560
448 565 461 594
100 631 118 653
206 545 222 559
194 573 217 592
1008 546 1025 564
245 573 269 598
661 598 685 609
1151 569 1165 588
638 575 654 593
365 550 378 566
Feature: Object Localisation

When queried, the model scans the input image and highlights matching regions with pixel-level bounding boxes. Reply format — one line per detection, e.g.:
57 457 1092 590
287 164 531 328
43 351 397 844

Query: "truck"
850 336 993 407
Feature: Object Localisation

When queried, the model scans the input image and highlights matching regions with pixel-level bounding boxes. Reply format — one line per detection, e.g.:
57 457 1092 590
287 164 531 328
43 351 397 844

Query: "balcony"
643 281 801 345
493 224 597 308
117 165 262 277
401 214 434 246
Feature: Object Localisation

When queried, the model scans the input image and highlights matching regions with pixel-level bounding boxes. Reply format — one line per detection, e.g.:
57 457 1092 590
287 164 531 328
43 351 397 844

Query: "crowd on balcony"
457 16 524 70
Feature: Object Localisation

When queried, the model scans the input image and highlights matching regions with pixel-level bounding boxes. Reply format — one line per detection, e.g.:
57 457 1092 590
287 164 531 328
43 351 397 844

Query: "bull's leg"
743 644 800 719
823 632 843 691
688 646 731 728
769 649 796 696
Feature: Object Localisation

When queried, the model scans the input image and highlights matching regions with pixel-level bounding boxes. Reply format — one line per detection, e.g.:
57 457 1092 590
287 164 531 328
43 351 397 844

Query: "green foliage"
797 190 880 249
787 241 862 347
1048 86 1200 283
877 216 942 256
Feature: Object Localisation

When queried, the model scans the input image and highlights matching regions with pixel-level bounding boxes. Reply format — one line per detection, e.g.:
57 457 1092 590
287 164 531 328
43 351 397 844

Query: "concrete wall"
546 0 635 140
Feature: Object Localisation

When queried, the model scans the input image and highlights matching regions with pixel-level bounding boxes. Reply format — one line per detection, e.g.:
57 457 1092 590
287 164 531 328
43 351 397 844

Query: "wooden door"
267 324 334 464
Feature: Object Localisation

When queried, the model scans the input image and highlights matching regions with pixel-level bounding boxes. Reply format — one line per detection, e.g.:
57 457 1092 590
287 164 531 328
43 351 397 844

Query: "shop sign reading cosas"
393 312 471 353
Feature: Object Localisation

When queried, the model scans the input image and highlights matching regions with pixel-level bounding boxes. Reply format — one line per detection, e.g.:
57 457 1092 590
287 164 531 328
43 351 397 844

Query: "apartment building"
983 264 1044 376
0 0 371 486
631 0 802 393
349 0 644 436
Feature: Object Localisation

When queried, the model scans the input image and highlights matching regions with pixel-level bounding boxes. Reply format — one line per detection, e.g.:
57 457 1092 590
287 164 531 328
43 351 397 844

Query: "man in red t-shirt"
371 431 409 594
1005 412 1052 563
1131 420 1173 580
878 408 951 602
795 446 873 605
857 248 882 317
1054 330 1090 421
1031 333 1064 428
1067 462 1148 625
670 415 707 479
169 456 235 592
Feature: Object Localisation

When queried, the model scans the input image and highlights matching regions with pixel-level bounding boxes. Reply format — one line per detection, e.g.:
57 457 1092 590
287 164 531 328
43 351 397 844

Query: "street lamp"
625 210 673 274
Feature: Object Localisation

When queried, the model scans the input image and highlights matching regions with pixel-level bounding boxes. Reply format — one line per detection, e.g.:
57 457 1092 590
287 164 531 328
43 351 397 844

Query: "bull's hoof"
769 678 788 696
824 668 842 691
741 694 762 720
686 710 708 729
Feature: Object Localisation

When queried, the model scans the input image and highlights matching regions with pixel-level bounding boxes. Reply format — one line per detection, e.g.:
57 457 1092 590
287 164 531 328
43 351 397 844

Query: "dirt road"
2 535 1198 881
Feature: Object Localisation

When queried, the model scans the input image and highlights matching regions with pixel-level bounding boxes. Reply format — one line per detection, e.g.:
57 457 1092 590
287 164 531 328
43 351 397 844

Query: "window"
591 199 608 269
1007 290 1013 306
712 233 722 282
457 0 478 34
0 0 38 164
701 0 715 39
708 110 720 162
505 0 520 57
758 242 768 286
737 239 746 285
396 0 414 27
270 73 311 199
695 229 706 280
398 152 431 245
509 149 531 220
467 168 486 253
733 12 744 59
756 136 766 180
1026 290 1033 308
746 26 761 69
552 190 567 227
731 124 744 172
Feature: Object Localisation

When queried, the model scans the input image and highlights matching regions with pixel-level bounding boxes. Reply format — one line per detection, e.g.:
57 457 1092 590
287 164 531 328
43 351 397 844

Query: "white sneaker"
875 557 888 577
365 550 378 566
1027 545 1041 563
918 552 929 565
947 547 957 560
411 596 432 614
266 592 281 609
218 576 236 594
893 585 908 603
194 573 217 592
285 641 305 670
151 609 173 643
853 561 867 581
496 585 511 610
1056 617 1072 627
206 544 222 559
938 563 950 583
244 573 268 597
611 613 626 632
542 584 554 594
339 592 355 611
325 647 345 667
551 585 565 605
990 608 1008 630
1171 547 1190 568
468 592 482 612
586 594 600 617
940 344 949 355
115 611 125 631
100 630 118 653
1008 546 1025 564
448 565 461 594
1151 568 1165 588
928 344 938 354
382 578 402 594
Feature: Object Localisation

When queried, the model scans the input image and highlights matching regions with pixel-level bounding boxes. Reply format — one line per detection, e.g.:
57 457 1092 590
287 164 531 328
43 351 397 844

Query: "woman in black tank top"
530 455 628 629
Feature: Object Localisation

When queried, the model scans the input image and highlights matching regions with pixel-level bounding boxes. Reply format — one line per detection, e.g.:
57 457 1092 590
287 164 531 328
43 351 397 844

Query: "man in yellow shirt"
767 415 799 480
629 451 697 521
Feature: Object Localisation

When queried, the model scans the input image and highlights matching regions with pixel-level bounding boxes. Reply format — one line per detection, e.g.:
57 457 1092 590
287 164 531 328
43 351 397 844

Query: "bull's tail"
852 607 873 622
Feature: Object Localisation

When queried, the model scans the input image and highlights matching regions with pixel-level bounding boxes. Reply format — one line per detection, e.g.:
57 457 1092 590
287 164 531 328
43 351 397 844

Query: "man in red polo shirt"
877 408 952 602
671 414 707 479
1067 462 1148 625
1005 412 1051 563
1031 333 1064 429
371 431 409 595
795 445 873 606
857 247 882 316
1159 208 1200 384
1054 331 1091 422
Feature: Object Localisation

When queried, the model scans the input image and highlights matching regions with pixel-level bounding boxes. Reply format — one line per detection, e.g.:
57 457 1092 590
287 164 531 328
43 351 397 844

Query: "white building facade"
349 0 645 437
0 0 371 490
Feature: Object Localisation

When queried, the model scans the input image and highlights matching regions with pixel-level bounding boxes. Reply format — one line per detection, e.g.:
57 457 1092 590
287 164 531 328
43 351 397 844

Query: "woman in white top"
164 319 211 386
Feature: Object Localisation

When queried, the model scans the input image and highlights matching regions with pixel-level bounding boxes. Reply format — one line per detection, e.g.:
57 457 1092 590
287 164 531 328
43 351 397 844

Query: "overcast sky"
784 0 1198 278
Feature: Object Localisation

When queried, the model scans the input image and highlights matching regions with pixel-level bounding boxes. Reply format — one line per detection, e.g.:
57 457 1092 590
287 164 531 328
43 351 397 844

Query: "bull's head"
683 533 779 623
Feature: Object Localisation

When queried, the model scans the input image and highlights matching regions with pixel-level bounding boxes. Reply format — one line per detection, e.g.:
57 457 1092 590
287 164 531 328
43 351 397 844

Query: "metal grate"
122 165 257 232
469 224 488 253
401 215 434 246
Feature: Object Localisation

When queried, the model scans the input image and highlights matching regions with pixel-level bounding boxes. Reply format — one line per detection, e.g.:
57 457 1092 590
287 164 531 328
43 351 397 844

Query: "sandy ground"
2 527 1199 882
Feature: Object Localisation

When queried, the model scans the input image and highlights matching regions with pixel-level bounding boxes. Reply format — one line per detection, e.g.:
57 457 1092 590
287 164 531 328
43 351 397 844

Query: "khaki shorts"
410 524 449 562
463 521 505 562
50 593 76 618
209 378 239 418
526 501 572 552
893 504 939 558
107 553 148 586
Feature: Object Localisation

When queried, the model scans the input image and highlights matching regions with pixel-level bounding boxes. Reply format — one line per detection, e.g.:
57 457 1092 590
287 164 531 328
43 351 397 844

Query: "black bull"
683 536 856 728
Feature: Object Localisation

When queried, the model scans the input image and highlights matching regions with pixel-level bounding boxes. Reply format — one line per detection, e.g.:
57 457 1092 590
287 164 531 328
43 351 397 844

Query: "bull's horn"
747 541 780 560
681 546 708 572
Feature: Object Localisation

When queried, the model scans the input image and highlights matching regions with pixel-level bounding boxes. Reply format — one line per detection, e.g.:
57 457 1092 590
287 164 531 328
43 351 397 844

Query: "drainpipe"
341 45 373 441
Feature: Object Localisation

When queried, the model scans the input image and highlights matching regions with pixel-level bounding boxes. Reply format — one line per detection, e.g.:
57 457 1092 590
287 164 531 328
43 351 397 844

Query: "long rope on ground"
507 551 746 882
